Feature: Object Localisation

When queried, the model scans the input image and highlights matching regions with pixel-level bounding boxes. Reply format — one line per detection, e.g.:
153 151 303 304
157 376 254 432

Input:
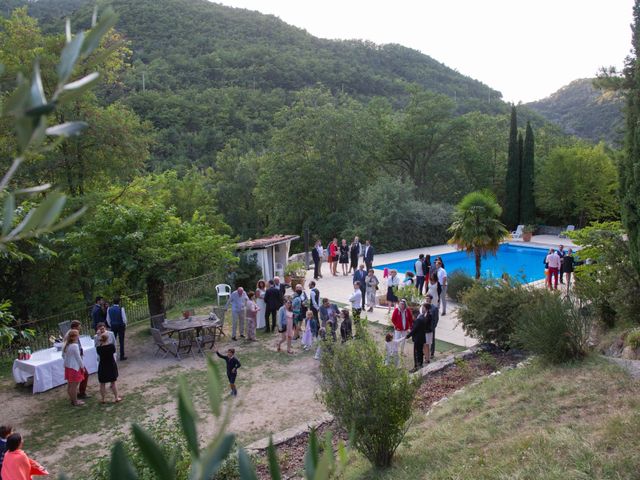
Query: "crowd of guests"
543 244 576 290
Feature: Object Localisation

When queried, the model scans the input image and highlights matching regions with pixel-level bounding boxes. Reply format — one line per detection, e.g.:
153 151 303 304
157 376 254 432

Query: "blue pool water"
376 244 549 283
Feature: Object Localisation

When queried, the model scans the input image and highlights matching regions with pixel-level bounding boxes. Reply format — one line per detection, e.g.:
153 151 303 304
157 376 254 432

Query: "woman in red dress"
328 238 338 276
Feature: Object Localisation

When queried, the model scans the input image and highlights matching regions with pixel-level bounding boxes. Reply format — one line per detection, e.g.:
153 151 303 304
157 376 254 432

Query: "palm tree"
448 191 509 279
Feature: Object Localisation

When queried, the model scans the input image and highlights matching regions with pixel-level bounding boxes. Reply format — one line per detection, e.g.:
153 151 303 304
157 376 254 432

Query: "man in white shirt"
349 282 363 321
414 254 426 295
545 249 562 290
436 261 448 316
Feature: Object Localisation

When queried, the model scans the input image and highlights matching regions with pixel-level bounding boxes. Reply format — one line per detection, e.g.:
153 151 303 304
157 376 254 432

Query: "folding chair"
58 321 72 338
177 329 197 360
151 328 179 359
196 326 217 356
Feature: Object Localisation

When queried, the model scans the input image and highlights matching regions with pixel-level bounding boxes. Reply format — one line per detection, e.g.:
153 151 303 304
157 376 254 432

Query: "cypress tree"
520 121 536 224
504 105 521 228
623 0 640 276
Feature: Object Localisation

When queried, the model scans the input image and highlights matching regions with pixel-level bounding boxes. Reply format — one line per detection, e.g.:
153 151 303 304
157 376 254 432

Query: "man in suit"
263 280 281 333
363 240 375 271
273 276 286 301
90 296 106 331
312 240 322 280
406 305 428 372
352 264 367 309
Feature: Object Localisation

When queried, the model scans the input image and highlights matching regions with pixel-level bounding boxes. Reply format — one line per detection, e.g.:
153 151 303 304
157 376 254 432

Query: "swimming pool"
375 244 550 283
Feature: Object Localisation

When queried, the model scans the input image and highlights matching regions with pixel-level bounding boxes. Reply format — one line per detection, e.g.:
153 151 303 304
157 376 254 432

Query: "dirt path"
0 324 327 478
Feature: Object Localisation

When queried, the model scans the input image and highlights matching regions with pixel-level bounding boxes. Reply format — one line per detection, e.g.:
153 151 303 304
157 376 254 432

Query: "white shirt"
315 244 324 258
388 275 400 288
349 289 363 309
415 260 424 276
546 252 561 269
386 340 399 356
437 267 447 285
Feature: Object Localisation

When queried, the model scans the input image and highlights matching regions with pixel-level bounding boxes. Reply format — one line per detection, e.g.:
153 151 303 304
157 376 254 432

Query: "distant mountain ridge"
7 0 504 111
526 78 624 145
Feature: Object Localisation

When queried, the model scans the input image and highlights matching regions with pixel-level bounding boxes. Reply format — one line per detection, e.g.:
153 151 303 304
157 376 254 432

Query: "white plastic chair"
274 262 284 277
511 225 524 239
215 284 231 306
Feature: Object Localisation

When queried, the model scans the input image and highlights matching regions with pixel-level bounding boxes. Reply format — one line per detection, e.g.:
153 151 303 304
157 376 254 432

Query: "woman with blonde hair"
62 329 85 406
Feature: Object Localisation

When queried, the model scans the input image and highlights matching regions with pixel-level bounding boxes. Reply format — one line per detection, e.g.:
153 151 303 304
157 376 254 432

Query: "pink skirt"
65 367 84 383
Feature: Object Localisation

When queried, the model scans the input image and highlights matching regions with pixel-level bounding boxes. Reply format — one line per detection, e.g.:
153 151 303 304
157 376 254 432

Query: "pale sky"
214 0 634 103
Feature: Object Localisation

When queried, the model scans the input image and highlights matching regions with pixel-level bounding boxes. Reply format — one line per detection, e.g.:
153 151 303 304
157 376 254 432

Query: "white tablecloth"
12 336 98 394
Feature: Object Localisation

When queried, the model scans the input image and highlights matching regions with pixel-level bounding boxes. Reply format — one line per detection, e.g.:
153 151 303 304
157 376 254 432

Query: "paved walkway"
303 235 576 348
306 247 475 348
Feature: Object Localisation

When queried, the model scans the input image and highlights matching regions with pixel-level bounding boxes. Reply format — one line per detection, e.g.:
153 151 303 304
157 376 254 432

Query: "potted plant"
522 225 536 242
284 261 306 288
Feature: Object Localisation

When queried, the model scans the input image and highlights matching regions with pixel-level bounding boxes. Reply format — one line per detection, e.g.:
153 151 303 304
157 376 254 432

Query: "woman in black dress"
96 333 122 403
349 237 361 274
339 239 350 276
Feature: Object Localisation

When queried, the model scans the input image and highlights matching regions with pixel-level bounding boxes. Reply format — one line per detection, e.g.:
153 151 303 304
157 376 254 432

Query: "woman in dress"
365 269 379 312
386 269 400 313
255 279 266 331
97 333 121 403
276 299 294 354
328 238 338 276
62 329 84 406
339 239 349 276
426 274 439 305
245 291 259 341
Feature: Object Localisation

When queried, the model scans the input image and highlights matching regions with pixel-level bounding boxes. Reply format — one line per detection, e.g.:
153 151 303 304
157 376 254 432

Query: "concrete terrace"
303 235 576 349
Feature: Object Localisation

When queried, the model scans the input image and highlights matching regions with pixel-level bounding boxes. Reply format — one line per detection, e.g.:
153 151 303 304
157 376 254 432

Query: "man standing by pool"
436 260 448 316
545 249 561 290
414 254 426 295
363 240 375 271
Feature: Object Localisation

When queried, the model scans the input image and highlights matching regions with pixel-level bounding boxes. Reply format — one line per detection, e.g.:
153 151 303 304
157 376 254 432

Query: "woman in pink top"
0 433 48 480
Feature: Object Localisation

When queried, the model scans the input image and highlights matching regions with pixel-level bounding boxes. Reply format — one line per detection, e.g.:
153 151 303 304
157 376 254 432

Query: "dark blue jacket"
91 304 106 330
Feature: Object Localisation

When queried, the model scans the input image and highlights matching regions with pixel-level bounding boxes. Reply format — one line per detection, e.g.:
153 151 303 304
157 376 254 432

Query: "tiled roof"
236 234 300 250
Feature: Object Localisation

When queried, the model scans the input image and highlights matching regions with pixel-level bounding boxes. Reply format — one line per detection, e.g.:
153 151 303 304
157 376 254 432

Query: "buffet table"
12 335 98 394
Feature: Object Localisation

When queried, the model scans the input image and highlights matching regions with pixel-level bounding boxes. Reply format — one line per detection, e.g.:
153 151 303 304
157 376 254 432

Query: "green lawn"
344 356 640 479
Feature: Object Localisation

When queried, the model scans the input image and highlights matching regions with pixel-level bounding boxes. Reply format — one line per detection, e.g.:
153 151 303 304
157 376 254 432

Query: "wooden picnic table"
162 315 219 334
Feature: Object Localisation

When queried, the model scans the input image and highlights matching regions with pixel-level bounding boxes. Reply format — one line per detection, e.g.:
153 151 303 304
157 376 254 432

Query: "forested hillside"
0 0 620 320
526 78 624 145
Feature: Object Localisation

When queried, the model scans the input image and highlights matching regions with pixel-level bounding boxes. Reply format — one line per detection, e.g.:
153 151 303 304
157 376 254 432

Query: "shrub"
514 291 592 363
447 270 475 302
230 254 263 290
318 326 419 467
570 222 640 327
626 329 640 350
457 278 535 348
